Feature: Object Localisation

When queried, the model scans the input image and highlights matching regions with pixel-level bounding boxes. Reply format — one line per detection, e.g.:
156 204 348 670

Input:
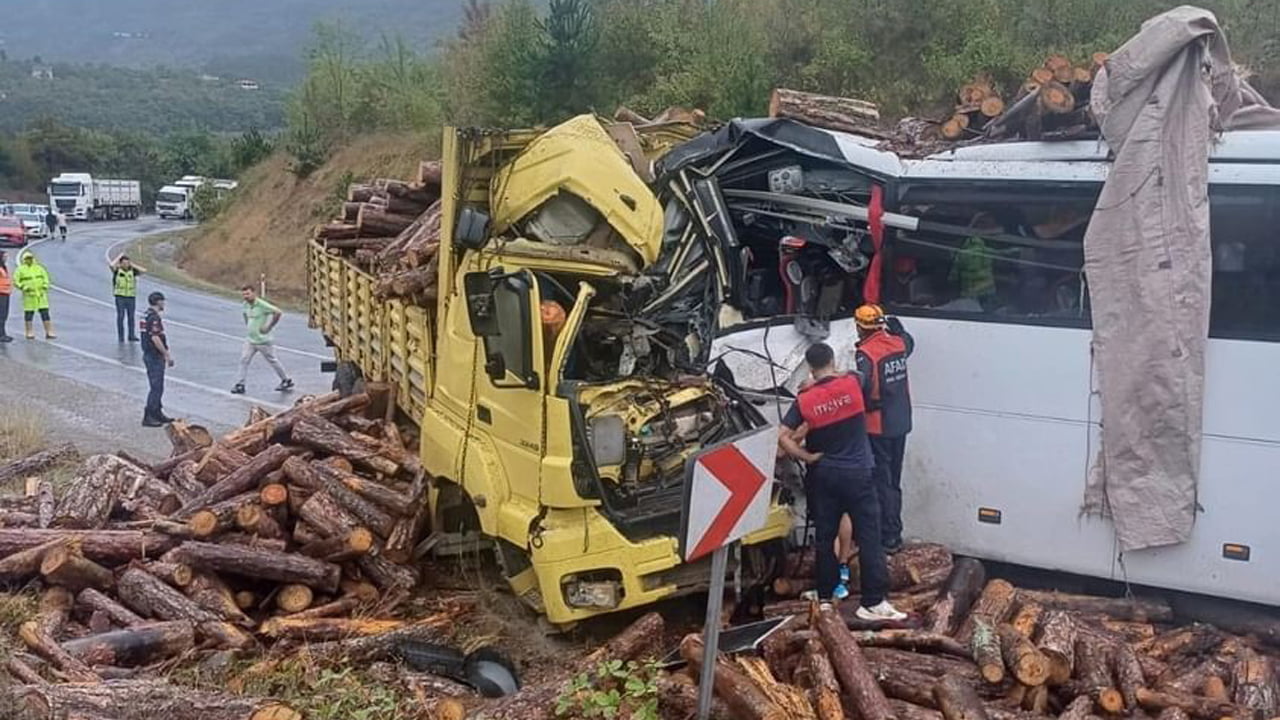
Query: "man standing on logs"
853 304 914 554
231 284 293 395
778 342 906 621
140 291 175 427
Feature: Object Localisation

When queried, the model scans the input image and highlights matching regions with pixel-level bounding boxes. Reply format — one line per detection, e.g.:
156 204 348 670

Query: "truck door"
462 269 547 511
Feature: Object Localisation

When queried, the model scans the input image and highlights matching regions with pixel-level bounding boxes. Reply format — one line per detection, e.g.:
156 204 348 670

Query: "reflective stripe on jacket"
113 268 137 297
856 330 912 436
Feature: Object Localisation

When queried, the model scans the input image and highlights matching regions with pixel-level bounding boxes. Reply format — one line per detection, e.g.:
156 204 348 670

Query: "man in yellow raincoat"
13 252 55 340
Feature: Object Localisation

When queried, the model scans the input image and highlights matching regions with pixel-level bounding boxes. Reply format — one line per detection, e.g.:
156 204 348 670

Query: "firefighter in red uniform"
779 342 906 621
854 304 914 553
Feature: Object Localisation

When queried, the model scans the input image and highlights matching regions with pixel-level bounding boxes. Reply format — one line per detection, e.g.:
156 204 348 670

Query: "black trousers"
143 352 165 420
23 308 50 321
0 293 8 336
809 464 888 605
870 434 908 544
115 296 137 340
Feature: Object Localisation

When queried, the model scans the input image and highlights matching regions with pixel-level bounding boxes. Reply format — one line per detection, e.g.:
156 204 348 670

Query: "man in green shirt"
231 285 293 394
109 254 146 342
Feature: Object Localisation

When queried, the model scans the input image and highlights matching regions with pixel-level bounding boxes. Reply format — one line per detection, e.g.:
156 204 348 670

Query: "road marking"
43 340 291 412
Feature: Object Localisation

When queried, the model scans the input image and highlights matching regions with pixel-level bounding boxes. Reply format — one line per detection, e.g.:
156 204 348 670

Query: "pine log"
863 647 981 681
1010 603 1042 639
220 392 361 454
348 184 376 203
369 192 432 217
169 541 341 593
1113 642 1145 710
958 579 1017 641
35 586 74 637
356 552 418 592
6 655 46 685
141 561 194 588
1022 683 1050 714
259 616 405 642
925 557 986 635
287 594 360 620
0 510 39 527
815 604 893 720
769 88 881 135
168 461 205 504
679 634 786 720
1057 695 1093 720
852 629 970 659
185 572 252 625
804 638 844 720
376 178 434 203
301 611 454 663
997 623 1049 687
77 588 145 628
115 567 252 649
116 459 182 516
180 445 295 515
657 675 733 720
849 543 952 592
317 222 361 241
934 673 990 720
35 479 55 528
187 492 259 538
297 490 361 537
318 464 412 517
1136 624 1223 661
971 618 1005 684
374 262 439 300
417 160 443 189
1030 67 1054 85
1134 687 1238 720
1036 610 1075 685
276 584 314 614
1067 639 1123 714
293 413 400 476
0 537 67 580
234 591 257 611
18 620 99 682
10 679 300 720
941 119 966 140
235 504 284 540
54 455 134 529
259 483 289 507
0 529 175 564
384 501 427 563
60 621 195 667
356 204 418 237
1155 708 1190 720
306 462 397 537
0 442 77 485
298 528 374 562
40 544 114 592
1018 589 1173 623
875 663 943 707
980 96 1005 118
1231 645 1277 716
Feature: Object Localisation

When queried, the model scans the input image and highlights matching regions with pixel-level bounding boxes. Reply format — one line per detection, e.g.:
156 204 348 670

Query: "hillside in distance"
0 0 469 84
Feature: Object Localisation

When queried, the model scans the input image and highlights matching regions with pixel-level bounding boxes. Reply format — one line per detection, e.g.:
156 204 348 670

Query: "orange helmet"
854 304 887 330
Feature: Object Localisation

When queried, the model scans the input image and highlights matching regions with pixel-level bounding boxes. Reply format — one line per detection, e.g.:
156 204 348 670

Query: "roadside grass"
0 406 46 462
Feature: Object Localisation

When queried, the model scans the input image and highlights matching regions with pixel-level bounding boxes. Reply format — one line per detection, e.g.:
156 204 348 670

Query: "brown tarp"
1082 6 1280 551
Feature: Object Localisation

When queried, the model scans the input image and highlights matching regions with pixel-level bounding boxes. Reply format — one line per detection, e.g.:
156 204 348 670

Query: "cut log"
234 591 257 611
321 464 413 516
769 88 881 135
168 461 205 504
0 529 175 564
1030 67 1055 85
10 679 301 720
61 621 195 667
54 454 134 529
1018 589 1173 623
35 480 54 528
874 663 943 707
657 675 733 720
925 557 987 636
384 502 427 563
218 532 288 552
0 442 77 486
1036 610 1075 685
355 552 418 592
77 588 146 628
35 586 74 637
293 412 400 476
18 619 99 682
287 594 360 620
298 528 374 562
297 490 361 537
1037 81 1078 115
185 572 252 625
1097 620 1156 643
997 623 1049 687
980 96 1005 118
169 541 341 593
852 629 970 659
1113 642 1146 710
40 544 115 592
306 462 397 537
187 491 259 538
1232 645 1277 716
0 537 66 580
1022 683 1050 714
941 118 966 140
1068 639 1124 714
1058 695 1094 720
259 483 289 507
0 510 39 527
891 700 945 720
815 604 893 720
348 184 376 203
804 638 843 720
958 579 1017 641
276 584 314 614
1134 687 1238 720
115 567 252 649
933 673 990 720
849 543 952 592
863 647 981 681
219 392 360 455
259 616 405 642
679 634 786 720
970 618 1005 684
1010 602 1042 638
141 561 194 588
235 504 284 540
6 655 46 685
180 444 295 515
317 222 361 241
302 612 454 663
356 204 418 237
374 262 439 301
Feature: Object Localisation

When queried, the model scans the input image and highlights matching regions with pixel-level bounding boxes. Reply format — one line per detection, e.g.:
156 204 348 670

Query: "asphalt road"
1 218 333 454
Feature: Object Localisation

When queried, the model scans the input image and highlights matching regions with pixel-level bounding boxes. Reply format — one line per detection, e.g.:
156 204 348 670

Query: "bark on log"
115 567 252 649
6 655 46 685
863 647 981 681
259 617 405 642
318 464 410 519
925 557 986 636
805 638 844 720
54 455 133 529
35 586 74 637
892 699 946 720
77 588 145 628
934 673 990 720
997 623 1049 687
306 462 397 537
217 532 288 552
1068 639 1124 714
356 205 418 238
1017 589 1173 623
1096 620 1155 644
1058 695 1093 720
958 580 1017 641
0 530 175 564
769 88 881 135
60 621 195 667
1010 603 1042 639
679 634 787 720
850 543 952 592
40 544 114 592
169 541 341 593
1231 645 1277 717
0 443 77 486
185 572 252 625
1134 687 1238 720
287 595 360 620
384 501 427 563
853 629 970 658
0 510 39 527
318 222 361 241
36 480 55 528
168 461 205 504
1037 610 1075 685
815 604 894 720
657 675 733 720
971 618 1005 684
0 537 67 580
348 184 376 203
298 528 374 562
374 262 439 301
875 664 944 707
18 619 99 682
1113 642 1146 710
234 504 284 540
297 489 361 537
141 561 194 588
180 445 295 515
1155 708 1190 720
187 492 258 538
9 679 301 720
220 392 359 454
301 612 454 663
356 552 418 593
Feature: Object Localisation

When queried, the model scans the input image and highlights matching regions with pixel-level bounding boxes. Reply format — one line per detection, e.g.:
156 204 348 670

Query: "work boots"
42 320 56 339
24 320 34 339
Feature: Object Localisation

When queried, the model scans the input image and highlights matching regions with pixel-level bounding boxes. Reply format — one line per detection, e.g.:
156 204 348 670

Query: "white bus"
711 128 1280 607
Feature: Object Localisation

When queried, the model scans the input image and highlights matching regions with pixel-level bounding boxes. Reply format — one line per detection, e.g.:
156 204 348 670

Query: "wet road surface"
1 218 333 448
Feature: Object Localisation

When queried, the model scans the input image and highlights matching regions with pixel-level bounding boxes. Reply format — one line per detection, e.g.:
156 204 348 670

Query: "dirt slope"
178 133 434 304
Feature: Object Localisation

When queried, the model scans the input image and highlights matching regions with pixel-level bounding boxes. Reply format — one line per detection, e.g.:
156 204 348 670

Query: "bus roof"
925 130 1280 163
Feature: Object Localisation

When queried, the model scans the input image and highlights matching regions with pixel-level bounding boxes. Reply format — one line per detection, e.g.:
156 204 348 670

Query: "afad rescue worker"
0 251 13 342
13 252 55 340
140 291 175 427
854 304 914 552
779 342 907 621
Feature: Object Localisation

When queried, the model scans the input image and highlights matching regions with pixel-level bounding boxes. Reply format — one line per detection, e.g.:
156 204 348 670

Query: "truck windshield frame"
50 183 82 197
156 192 187 204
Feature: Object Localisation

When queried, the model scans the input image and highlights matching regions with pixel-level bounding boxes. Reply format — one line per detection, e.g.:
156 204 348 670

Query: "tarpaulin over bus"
1082 6 1280 551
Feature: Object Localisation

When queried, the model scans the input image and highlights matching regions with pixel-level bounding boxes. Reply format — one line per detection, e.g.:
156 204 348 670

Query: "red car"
0 216 26 248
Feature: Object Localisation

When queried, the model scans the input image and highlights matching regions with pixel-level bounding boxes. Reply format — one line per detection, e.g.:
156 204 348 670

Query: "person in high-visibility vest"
13 252 54 340
0 250 13 343
109 254 147 342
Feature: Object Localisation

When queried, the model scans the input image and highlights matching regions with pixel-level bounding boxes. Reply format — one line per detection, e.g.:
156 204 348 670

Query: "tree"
534 0 601 120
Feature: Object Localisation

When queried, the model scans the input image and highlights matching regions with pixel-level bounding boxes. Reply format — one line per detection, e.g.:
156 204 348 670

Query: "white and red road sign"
680 426 778 562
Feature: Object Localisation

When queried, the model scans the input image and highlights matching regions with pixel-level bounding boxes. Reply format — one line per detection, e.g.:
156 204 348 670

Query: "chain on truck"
308 117 796 625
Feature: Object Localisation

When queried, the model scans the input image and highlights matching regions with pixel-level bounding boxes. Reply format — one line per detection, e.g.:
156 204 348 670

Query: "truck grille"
54 200 76 212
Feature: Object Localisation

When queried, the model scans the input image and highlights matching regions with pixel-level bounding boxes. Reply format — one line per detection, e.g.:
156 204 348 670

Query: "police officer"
779 342 906 621
140 291 175 427
110 254 146 342
854 304 914 553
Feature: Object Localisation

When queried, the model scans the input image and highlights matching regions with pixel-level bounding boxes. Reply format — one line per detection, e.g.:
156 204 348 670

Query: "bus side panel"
899 317 1117 578
1098 338 1280 605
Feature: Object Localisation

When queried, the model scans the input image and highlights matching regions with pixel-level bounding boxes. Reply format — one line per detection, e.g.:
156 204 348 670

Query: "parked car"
0 216 26 247
14 212 48 239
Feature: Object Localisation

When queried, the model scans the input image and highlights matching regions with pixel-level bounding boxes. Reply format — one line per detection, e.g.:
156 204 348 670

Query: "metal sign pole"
696 543 730 720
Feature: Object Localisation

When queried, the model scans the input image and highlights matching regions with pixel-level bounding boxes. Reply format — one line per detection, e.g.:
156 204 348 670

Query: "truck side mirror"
455 207 491 251
464 271 501 337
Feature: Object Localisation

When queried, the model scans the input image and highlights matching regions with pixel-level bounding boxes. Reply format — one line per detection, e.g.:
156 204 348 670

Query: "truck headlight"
562 570 624 610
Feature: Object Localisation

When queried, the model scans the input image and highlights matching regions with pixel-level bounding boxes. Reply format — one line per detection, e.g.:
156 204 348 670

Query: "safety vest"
0 267 10 295
113 268 137 298
796 374 866 429
857 330 912 436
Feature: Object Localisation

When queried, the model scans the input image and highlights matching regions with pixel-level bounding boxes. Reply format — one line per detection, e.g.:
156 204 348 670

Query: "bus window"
888 182 1099 325
1209 185 1280 341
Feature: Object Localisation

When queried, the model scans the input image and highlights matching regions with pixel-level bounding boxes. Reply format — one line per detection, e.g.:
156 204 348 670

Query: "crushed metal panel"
490 114 663 266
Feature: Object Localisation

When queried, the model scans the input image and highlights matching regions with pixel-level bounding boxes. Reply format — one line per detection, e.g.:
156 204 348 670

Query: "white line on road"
43 340 291 412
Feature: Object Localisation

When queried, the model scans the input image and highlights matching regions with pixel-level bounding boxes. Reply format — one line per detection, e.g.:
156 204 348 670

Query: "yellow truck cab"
309 115 793 624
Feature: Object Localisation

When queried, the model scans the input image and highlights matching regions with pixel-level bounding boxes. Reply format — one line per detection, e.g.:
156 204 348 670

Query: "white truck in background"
156 176 239 220
47 173 143 221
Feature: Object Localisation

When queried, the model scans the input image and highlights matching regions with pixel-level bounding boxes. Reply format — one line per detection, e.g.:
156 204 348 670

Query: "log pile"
315 164 443 304
950 52 1108 142
0 393 446 711
658 552 1280 720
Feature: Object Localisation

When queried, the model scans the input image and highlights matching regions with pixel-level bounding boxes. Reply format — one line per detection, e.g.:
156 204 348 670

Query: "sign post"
679 426 778 720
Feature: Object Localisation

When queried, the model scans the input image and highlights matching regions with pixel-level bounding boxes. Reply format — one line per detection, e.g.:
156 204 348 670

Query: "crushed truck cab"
308 116 794 624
